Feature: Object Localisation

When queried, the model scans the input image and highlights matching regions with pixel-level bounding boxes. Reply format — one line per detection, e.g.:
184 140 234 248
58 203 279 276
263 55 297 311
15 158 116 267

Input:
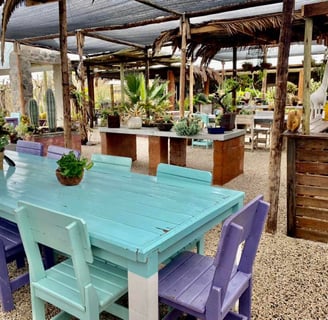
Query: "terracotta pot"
55 169 83 186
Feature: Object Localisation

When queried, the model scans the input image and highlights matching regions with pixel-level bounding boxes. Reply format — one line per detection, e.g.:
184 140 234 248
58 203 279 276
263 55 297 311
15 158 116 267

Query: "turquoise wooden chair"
192 113 213 149
91 153 132 173
15 201 128 320
47 145 80 160
157 163 212 186
157 163 212 254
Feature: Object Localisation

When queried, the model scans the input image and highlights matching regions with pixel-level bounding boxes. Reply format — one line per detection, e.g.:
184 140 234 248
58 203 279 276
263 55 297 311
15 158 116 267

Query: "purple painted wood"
16 140 44 156
0 218 29 312
159 195 269 320
47 145 80 160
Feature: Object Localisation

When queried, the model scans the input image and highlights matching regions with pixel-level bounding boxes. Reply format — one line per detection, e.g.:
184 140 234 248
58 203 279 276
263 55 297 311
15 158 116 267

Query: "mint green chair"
156 163 212 186
15 201 128 320
91 153 132 173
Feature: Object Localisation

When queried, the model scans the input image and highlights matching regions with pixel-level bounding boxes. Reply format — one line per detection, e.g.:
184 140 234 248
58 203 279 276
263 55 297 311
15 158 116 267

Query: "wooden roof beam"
302 2 328 18
85 32 146 50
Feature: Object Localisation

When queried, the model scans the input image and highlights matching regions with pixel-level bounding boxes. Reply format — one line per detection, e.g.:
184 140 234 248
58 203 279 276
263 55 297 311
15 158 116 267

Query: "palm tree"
124 72 171 118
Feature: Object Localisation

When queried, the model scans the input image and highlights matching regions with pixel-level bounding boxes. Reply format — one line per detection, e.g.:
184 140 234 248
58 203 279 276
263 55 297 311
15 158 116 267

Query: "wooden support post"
302 17 313 135
58 0 72 148
179 15 188 118
87 66 95 128
167 70 175 109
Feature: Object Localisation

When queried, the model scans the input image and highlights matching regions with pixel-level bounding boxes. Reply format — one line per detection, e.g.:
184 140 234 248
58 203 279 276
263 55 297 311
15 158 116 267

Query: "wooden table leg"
148 136 168 175
100 132 137 160
212 136 244 185
169 138 187 167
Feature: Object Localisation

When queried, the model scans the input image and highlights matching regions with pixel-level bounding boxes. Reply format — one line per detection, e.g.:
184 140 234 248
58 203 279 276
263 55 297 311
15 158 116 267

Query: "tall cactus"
27 98 39 127
46 88 57 132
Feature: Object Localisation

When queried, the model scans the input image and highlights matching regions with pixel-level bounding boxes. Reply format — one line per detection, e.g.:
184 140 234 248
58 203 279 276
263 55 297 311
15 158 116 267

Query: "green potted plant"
0 111 9 170
156 114 174 131
55 151 93 186
100 106 121 128
123 104 145 129
174 115 201 136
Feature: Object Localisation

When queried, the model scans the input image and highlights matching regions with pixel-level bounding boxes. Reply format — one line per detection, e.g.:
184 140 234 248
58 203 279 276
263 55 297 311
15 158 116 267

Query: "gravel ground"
2 130 328 319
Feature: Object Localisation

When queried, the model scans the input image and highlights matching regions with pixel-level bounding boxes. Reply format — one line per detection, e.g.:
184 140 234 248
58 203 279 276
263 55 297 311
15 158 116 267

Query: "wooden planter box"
285 132 328 243
29 131 81 156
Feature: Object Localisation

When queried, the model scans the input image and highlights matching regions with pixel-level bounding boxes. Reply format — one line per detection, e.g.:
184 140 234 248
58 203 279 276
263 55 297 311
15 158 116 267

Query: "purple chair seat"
0 218 29 312
159 195 269 320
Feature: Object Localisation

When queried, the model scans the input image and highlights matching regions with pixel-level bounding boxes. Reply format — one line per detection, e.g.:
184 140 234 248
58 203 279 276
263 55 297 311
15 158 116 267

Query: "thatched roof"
1 0 328 71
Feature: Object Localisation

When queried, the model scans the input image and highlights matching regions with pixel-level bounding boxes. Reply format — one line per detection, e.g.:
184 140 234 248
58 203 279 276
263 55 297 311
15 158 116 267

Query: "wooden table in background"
99 126 245 185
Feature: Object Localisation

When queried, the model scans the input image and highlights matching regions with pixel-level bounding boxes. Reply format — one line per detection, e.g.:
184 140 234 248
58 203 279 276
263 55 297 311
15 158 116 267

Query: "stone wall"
9 45 62 116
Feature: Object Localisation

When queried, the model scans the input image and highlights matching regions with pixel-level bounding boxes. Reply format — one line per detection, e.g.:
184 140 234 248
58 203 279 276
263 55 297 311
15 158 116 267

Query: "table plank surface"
0 150 244 319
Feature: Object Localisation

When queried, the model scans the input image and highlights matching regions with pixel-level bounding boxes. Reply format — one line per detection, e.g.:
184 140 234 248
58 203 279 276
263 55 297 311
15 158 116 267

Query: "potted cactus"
46 88 57 132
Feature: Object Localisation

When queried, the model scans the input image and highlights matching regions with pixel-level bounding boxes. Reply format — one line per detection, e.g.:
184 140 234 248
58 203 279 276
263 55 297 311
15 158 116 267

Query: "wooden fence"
286 132 328 243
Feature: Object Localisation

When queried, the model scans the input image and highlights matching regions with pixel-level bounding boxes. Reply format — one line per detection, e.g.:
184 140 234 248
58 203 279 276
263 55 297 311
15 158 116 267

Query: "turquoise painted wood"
91 153 132 173
15 201 128 320
157 163 212 186
157 163 213 254
1 150 244 319
0 150 244 278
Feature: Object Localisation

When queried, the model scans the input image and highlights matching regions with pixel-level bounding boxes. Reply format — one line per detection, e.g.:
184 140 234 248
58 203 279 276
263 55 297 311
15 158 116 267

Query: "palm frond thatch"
1 0 25 64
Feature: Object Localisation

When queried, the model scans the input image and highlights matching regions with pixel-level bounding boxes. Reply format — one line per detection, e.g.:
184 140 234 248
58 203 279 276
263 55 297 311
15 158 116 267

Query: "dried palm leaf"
1 0 25 64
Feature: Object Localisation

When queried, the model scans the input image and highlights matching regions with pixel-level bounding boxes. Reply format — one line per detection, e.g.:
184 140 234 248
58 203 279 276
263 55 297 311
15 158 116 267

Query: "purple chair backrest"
47 145 80 160
16 140 44 156
209 195 269 310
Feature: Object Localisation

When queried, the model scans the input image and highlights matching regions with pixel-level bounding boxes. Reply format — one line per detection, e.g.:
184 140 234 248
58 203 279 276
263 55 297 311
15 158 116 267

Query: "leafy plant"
0 111 9 151
0 135 9 151
124 72 171 118
56 151 93 178
174 116 201 136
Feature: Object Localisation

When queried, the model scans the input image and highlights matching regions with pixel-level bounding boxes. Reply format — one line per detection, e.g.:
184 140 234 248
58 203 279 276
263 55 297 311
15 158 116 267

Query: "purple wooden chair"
158 195 269 320
0 218 29 312
16 140 44 156
47 145 80 160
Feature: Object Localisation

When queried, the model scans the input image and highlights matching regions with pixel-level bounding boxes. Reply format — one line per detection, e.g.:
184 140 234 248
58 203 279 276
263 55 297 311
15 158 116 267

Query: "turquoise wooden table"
0 150 244 320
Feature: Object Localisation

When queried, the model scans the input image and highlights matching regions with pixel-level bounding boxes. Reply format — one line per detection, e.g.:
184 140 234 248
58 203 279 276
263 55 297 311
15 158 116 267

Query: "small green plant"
0 111 9 151
0 135 9 151
56 151 93 178
174 116 201 136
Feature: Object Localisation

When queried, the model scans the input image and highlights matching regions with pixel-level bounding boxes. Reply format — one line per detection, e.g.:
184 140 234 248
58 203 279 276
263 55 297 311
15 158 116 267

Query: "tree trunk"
59 0 72 148
266 0 294 233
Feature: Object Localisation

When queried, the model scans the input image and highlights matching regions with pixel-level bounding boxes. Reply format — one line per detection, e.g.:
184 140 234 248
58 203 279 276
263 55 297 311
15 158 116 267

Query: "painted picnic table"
0 150 244 320
99 126 245 185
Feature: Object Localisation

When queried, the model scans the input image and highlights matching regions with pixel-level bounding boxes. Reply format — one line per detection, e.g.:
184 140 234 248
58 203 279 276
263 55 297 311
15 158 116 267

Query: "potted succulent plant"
174 115 201 136
156 114 174 131
55 151 93 186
